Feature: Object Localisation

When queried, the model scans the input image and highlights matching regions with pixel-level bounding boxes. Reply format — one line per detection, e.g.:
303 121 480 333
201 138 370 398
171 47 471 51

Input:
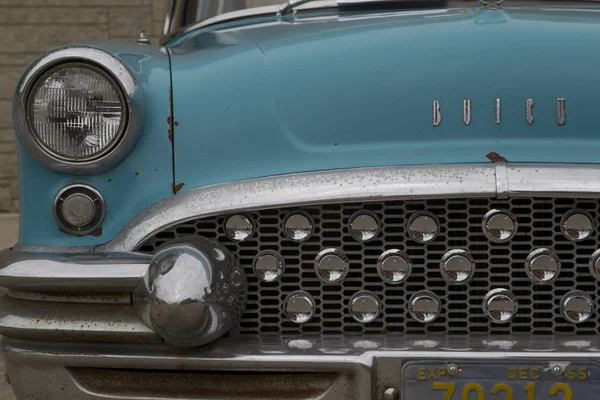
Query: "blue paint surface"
17 44 173 246
170 7 600 197
16 6 600 247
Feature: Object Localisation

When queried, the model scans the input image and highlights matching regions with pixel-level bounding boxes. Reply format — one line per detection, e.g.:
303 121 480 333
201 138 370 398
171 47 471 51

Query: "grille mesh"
138 197 600 336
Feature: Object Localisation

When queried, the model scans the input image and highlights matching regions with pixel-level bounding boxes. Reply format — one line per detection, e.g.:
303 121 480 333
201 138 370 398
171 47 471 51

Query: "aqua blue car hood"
168 7 600 192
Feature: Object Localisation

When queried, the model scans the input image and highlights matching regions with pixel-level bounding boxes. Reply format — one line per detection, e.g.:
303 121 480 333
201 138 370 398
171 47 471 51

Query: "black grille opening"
137 197 600 336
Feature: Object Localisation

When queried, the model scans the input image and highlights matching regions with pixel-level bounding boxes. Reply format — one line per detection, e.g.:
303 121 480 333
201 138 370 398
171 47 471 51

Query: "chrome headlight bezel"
13 45 144 175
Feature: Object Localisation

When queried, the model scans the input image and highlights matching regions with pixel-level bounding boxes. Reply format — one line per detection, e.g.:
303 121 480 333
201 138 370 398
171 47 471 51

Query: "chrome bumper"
2 250 600 400
4 335 600 400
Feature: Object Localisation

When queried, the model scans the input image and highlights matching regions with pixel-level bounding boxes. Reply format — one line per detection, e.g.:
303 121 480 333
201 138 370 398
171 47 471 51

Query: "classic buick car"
3 0 600 398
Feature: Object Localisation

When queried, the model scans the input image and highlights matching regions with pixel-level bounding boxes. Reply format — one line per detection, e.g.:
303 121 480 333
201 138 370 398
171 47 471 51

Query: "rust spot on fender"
167 116 172 125
486 152 508 163
172 182 185 194
174 121 179 126
168 128 173 143
90 227 103 237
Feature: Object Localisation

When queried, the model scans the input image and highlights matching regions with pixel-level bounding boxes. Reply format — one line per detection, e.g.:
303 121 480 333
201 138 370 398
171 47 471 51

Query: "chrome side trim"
0 250 150 291
13 45 144 175
0 295 157 343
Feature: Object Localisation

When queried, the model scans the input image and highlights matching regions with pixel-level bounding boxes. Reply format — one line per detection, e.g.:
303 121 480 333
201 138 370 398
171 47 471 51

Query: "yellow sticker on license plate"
401 361 600 399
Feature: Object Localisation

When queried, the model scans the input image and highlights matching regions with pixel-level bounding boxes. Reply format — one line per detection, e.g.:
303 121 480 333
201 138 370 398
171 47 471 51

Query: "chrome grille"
138 197 600 336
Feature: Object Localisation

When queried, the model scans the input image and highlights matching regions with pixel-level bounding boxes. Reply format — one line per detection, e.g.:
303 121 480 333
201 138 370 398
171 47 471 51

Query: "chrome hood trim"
14 163 600 253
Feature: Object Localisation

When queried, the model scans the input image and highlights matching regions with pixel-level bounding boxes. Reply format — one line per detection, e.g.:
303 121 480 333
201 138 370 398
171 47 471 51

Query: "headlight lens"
28 63 127 161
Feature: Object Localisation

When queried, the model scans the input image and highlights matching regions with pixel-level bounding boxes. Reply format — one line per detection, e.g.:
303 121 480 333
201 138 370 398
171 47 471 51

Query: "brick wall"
0 0 166 212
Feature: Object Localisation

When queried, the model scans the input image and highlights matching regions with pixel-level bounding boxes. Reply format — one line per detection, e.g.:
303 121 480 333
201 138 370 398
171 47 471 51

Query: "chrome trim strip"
0 250 150 291
506 164 600 197
5 334 600 370
103 164 496 252
0 295 157 343
12 45 144 175
495 162 508 199
13 163 600 254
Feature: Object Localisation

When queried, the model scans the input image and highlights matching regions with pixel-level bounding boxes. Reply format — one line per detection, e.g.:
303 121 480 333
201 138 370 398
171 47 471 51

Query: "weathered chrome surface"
525 248 560 284
349 291 380 323
432 100 442 127
0 250 150 292
253 250 285 282
482 209 517 242
314 248 349 284
133 237 246 347
0 295 157 342
376 250 411 284
561 209 594 242
284 291 315 323
590 249 600 281
408 291 440 324
7 334 600 400
383 388 400 400
561 291 594 324
349 211 380 242
12 45 143 175
224 214 254 242
61 194 95 226
434 97 570 125
482 288 517 324
439 249 474 284
283 211 313 241
557 97 566 125
463 99 471 125
407 211 439 243
526 98 535 124
495 97 501 124
53 184 106 237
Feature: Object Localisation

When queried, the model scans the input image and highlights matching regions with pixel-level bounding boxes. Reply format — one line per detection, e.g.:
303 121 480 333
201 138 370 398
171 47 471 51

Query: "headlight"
29 64 127 161
13 46 143 175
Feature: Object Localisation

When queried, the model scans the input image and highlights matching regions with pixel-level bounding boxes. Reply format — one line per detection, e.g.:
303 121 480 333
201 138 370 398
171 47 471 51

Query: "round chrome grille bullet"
482 209 517 243
483 288 517 324
525 248 560 284
561 210 594 242
377 249 411 284
314 249 349 284
407 212 439 243
560 291 594 324
284 291 315 323
349 291 381 323
283 212 313 241
590 249 600 281
409 291 441 323
253 250 285 282
440 249 475 284
224 214 254 241
349 211 380 242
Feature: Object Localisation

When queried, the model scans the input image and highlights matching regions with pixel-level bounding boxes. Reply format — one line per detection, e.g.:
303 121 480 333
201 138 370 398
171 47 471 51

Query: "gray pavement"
0 214 19 400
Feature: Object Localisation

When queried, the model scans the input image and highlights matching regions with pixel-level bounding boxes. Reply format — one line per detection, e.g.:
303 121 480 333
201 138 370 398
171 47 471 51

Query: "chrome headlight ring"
13 45 144 175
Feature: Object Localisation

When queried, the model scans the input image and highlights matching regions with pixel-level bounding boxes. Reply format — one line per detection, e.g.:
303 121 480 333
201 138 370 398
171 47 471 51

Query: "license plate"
402 361 600 399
